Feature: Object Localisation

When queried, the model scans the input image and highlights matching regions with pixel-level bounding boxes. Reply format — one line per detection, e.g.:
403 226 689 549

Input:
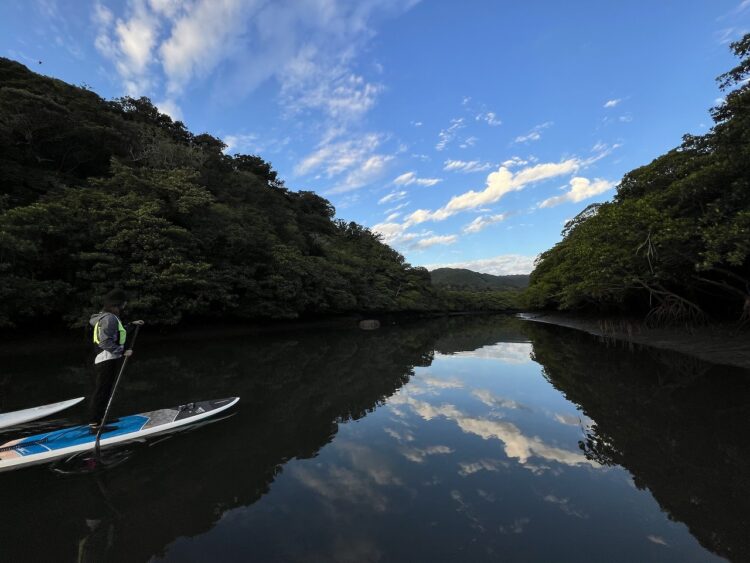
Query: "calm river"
0 315 748 562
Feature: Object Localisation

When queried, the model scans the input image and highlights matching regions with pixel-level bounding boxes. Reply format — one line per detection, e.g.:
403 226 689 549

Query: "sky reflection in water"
161 338 721 563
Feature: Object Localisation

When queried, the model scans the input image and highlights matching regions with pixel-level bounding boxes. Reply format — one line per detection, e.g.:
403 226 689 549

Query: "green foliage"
527 35 750 323
430 268 529 290
1 57 507 327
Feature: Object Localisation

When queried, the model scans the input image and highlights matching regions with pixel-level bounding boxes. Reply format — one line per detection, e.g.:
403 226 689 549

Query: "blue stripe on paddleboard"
14 415 149 456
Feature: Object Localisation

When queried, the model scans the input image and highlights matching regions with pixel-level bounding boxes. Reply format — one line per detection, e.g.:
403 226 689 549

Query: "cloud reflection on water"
389 394 598 469
440 342 534 364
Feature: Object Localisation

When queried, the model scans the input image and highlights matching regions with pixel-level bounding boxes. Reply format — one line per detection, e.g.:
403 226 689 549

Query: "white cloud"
458 459 509 477
501 156 529 168
476 111 501 126
160 0 249 95
393 172 442 187
539 177 614 208
389 395 598 468
472 389 525 410
371 221 408 243
93 2 114 27
155 98 183 121
554 413 581 426
385 202 409 214
443 160 492 173
463 213 508 234
419 376 463 389
436 118 465 151
92 0 417 123
603 98 621 108
414 235 458 249
445 343 533 364
402 445 454 463
647 535 669 547
378 192 406 205
543 494 588 518
385 212 401 221
406 157 581 224
514 121 552 144
281 52 383 120
330 154 394 194
295 133 381 177
423 254 537 275
459 136 478 149
93 0 161 95
223 132 259 154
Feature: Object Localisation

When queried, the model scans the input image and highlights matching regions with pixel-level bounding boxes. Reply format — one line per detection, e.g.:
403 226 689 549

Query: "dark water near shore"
0 315 748 562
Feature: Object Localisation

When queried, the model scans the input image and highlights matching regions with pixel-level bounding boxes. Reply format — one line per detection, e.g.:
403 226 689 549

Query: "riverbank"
0 310 509 357
519 312 750 370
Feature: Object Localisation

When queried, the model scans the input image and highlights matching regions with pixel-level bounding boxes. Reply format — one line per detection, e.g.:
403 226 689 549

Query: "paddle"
94 324 141 457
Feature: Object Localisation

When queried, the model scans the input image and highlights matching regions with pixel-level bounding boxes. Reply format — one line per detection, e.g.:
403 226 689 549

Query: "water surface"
0 316 747 562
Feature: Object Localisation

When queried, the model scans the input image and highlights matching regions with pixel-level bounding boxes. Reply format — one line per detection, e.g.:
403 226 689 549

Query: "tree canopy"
526 35 750 325
0 58 467 327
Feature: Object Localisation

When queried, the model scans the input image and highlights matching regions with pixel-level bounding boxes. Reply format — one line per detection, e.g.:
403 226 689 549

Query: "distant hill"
430 268 529 291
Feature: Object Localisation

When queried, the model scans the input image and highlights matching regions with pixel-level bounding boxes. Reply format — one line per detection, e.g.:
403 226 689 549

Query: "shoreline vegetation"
520 312 750 370
0 59 521 329
525 36 749 328
1 35 747 342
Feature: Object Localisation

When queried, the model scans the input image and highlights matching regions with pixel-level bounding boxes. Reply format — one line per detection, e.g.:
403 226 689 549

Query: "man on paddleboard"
88 289 144 433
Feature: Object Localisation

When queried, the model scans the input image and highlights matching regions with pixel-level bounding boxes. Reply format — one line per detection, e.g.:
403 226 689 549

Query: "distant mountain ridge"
430 268 529 291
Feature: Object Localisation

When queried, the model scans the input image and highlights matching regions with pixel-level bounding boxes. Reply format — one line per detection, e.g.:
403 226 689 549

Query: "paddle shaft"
94 324 140 457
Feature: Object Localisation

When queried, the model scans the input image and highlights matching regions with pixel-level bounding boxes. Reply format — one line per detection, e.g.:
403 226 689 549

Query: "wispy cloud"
458 458 509 477
401 445 454 463
378 191 408 205
393 171 442 187
514 121 553 144
295 133 380 177
463 214 508 234
476 111 502 126
223 133 259 154
330 154 394 194
444 160 492 173
436 118 465 151
501 156 531 168
90 1 425 194
93 0 161 95
538 177 614 208
281 52 383 121
414 234 458 249
603 98 621 108
459 136 478 149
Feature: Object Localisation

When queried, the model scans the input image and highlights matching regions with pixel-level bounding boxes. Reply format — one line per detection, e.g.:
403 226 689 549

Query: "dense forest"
0 58 519 328
430 268 529 291
526 35 750 325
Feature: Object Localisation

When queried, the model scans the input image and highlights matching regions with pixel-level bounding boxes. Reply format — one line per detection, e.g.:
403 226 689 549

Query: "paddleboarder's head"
102 289 128 313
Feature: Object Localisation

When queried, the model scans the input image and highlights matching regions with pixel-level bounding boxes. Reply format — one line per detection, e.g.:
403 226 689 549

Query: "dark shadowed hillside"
430 268 529 291
0 57 443 327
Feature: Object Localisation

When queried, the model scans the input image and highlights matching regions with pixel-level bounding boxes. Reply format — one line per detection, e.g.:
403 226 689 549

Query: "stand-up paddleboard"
0 397 85 430
0 397 239 472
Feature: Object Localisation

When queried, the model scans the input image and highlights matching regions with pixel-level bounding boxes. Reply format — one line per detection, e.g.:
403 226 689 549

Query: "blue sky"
2 1 749 274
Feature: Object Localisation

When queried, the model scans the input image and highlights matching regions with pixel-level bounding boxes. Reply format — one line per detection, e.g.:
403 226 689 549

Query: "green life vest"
93 314 126 346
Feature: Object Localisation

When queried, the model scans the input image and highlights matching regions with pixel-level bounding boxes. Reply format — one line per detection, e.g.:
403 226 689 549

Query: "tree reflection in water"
0 317 519 562
525 322 750 562
0 316 746 562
